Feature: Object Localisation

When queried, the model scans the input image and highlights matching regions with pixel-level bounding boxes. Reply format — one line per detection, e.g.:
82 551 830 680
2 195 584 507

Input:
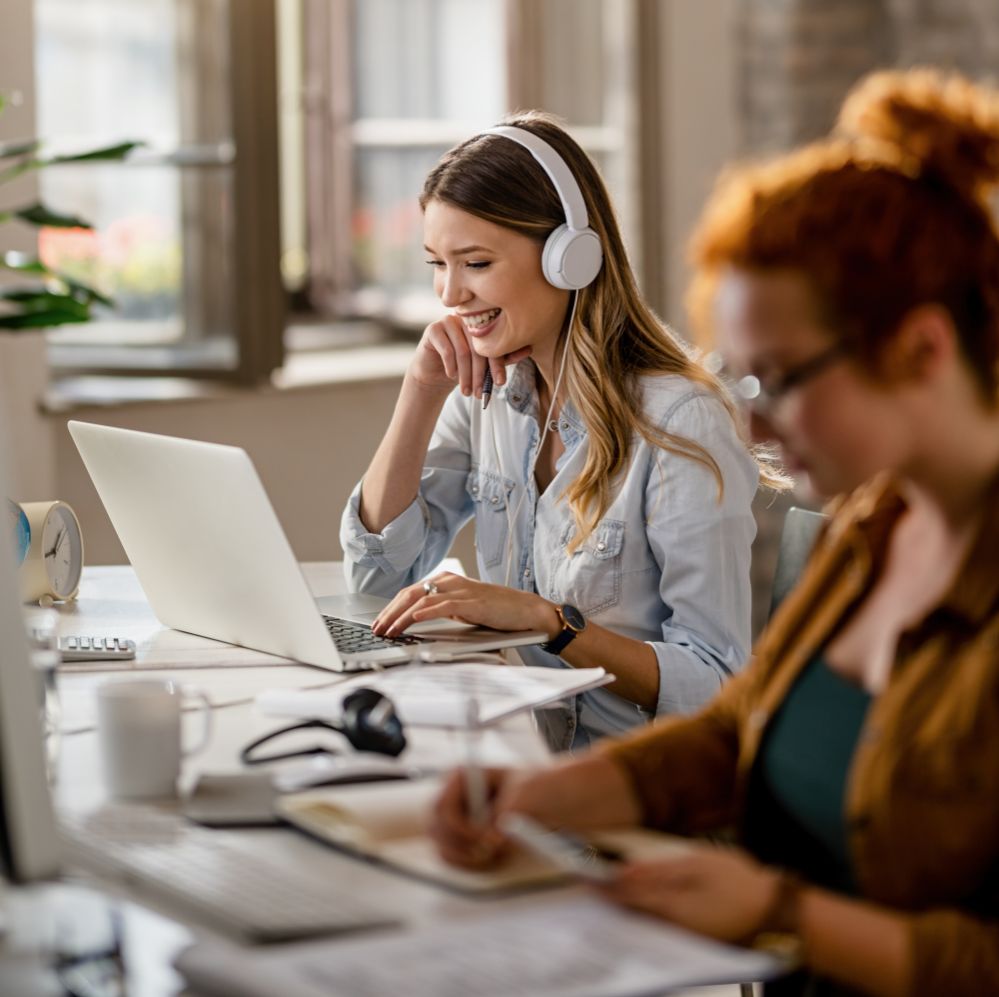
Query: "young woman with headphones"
341 111 779 751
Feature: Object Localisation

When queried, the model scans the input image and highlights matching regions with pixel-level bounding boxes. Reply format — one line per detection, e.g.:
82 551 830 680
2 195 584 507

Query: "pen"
481 367 493 411
464 696 489 825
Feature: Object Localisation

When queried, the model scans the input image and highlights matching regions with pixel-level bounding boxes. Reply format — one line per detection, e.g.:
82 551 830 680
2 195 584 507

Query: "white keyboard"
60 806 399 943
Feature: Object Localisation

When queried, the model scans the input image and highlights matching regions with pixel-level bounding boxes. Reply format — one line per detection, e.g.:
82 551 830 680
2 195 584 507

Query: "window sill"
42 343 415 414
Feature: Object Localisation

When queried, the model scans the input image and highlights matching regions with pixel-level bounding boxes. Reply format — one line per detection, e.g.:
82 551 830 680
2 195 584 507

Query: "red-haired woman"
432 69 999 996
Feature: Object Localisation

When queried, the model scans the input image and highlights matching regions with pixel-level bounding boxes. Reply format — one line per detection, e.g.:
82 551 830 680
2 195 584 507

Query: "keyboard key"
322 616 423 653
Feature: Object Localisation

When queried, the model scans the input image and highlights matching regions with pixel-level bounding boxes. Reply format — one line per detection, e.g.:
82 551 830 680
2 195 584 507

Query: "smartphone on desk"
499 813 623 884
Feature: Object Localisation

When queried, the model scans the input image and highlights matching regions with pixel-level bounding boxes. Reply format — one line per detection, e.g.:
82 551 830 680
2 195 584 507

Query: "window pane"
34 0 236 362
353 0 506 121
352 146 448 295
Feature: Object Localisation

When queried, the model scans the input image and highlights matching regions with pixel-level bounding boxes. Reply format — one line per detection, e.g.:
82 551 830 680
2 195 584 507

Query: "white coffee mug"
97 678 212 800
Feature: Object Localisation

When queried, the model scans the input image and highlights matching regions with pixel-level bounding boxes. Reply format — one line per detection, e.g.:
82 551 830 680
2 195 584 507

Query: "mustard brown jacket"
603 473 999 996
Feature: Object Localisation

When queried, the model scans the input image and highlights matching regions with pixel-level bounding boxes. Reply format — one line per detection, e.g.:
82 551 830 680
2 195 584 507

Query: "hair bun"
837 68 999 195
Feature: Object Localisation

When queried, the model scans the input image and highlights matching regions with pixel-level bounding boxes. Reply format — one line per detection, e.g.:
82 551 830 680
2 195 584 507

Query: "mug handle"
180 685 213 757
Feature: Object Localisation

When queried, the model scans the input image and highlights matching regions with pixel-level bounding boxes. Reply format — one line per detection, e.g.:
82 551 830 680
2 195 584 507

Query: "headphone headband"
483 126 590 233
481 125 603 290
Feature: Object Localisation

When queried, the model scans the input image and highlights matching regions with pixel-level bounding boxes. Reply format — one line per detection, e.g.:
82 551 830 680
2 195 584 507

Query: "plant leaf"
0 140 143 185
0 288 90 317
0 138 40 161
0 251 51 275
0 310 91 330
43 140 143 166
0 254 114 308
14 201 94 229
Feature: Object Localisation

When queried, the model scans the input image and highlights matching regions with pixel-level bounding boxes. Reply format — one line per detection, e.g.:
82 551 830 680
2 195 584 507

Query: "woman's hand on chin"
409 314 531 399
370 572 560 638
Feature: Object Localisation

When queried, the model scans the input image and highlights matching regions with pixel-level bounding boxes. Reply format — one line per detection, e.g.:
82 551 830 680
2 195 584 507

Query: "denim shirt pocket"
465 468 514 569
564 518 625 615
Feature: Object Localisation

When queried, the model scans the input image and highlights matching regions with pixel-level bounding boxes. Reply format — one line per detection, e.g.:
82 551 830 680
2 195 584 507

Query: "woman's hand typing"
370 572 559 638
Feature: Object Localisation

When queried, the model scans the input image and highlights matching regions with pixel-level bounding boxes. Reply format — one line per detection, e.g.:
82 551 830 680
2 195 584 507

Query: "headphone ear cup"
542 224 603 290
341 688 407 757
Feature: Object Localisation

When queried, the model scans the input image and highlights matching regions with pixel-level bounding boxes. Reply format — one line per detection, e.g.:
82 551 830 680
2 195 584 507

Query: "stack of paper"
175 894 782 997
257 663 613 727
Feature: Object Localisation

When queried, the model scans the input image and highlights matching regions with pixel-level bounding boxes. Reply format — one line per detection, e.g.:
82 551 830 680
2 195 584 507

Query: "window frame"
41 0 285 385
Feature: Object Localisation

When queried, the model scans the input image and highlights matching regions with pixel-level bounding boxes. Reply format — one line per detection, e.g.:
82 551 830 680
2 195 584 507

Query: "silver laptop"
68 421 545 672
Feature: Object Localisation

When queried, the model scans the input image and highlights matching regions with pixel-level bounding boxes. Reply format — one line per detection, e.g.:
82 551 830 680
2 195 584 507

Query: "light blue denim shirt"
341 361 758 751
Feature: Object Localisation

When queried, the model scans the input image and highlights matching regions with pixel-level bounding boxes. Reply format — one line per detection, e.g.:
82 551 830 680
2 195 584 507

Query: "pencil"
464 697 488 824
481 367 493 411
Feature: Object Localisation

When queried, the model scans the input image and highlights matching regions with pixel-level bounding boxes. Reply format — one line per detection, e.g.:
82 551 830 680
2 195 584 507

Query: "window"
34 0 283 382
299 0 645 329
22 0 665 379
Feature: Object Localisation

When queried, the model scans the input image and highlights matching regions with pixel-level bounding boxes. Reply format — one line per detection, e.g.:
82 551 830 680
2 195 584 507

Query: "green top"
752 655 872 893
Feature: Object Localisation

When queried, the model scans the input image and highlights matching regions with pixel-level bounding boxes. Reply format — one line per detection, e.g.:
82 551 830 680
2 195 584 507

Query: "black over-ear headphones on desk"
240 688 407 764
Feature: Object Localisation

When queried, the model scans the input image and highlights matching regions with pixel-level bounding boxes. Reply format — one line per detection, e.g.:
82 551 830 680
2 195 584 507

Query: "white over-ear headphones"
483 125 603 291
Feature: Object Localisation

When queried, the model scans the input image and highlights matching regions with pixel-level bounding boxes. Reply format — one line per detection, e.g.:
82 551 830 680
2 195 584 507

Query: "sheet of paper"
58 667 338 734
256 663 611 727
175 894 782 997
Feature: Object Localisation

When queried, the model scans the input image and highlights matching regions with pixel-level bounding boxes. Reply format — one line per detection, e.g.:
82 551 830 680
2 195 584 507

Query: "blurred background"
2 0 997 635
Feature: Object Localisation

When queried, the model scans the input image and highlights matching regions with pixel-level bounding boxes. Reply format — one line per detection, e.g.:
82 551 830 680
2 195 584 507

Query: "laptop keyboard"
322 616 424 654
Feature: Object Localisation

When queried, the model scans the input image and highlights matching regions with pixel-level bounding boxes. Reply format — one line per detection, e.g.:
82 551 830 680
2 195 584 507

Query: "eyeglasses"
709 342 846 415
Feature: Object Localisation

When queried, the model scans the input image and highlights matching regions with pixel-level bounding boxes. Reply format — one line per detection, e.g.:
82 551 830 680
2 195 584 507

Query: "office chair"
768 506 827 618
735 507 826 997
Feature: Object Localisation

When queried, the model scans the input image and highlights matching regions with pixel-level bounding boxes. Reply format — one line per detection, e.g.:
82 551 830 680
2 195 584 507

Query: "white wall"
50 373 478 572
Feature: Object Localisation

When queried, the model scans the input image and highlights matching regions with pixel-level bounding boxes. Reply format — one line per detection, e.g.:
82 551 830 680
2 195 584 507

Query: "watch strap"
542 605 584 655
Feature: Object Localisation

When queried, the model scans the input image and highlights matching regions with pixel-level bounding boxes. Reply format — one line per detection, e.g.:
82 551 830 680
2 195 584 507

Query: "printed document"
257 662 612 727
175 894 782 997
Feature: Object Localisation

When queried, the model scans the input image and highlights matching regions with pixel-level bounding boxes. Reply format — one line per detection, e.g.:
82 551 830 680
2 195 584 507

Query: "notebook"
68 421 546 672
275 777 695 895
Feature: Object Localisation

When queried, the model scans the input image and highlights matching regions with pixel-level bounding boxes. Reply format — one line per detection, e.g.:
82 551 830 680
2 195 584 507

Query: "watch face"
561 604 585 632
41 505 83 598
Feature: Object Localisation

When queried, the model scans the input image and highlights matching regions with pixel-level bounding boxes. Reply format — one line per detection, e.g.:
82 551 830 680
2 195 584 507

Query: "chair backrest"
768 506 828 618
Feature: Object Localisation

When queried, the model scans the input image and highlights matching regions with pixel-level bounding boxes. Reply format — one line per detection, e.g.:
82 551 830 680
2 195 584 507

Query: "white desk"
4 564 553 997
3 566 745 997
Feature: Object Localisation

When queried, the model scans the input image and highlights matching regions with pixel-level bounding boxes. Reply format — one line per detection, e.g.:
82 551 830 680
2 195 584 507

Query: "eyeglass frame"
717 341 847 415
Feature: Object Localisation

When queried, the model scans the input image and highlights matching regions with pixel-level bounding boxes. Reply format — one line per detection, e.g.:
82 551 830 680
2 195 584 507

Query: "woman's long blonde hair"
422 110 784 550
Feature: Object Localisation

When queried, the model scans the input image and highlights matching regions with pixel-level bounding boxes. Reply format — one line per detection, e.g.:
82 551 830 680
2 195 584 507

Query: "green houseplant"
0 91 140 330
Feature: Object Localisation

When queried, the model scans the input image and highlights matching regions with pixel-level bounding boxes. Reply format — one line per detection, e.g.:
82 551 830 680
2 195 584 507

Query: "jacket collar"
501 360 585 435
829 468 999 628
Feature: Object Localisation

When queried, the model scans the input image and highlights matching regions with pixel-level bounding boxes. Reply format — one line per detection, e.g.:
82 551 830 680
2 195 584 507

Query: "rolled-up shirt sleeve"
644 393 758 716
340 388 475 596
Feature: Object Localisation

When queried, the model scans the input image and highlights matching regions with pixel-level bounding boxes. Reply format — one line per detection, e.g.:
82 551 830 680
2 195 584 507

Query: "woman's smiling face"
423 198 570 360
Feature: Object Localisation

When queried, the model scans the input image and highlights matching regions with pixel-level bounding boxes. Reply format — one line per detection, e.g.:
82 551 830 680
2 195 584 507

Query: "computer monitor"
0 430 61 883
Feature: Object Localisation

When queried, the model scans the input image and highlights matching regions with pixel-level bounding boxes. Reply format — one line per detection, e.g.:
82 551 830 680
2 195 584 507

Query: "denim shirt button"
523 568 532 579
490 495 499 504
596 541 606 551
560 421 569 431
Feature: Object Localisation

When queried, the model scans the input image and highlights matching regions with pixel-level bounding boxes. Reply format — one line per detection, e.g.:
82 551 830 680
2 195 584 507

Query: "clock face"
41 504 83 598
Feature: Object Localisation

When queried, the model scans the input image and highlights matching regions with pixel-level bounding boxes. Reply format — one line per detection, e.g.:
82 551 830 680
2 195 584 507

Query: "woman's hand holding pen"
370 572 560 639
409 315 531 402
431 757 644 870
